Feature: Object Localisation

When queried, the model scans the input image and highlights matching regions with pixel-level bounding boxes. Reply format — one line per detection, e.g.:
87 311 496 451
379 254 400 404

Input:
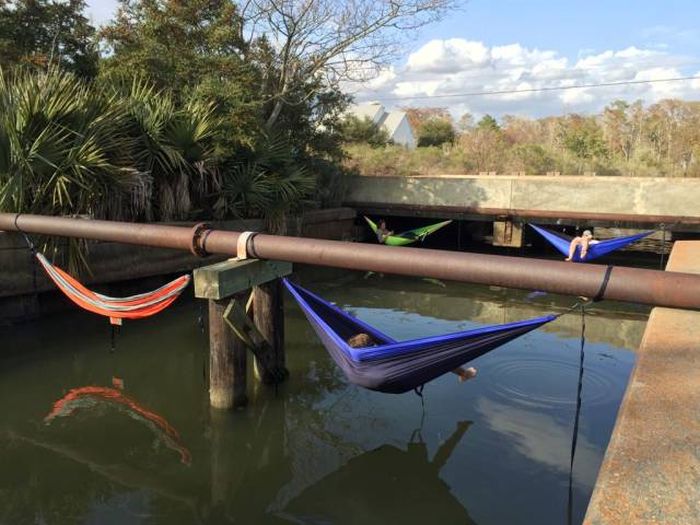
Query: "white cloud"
407 39 490 73
476 397 602 489
692 72 700 90
85 0 119 26
350 39 700 119
362 66 397 90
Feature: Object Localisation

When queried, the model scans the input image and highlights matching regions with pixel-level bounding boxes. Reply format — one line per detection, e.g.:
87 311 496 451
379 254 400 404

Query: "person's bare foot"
564 257 572 262
458 367 477 382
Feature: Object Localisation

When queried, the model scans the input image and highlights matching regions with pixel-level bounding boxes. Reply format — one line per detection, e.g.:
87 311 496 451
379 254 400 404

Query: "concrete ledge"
584 241 700 524
345 175 700 229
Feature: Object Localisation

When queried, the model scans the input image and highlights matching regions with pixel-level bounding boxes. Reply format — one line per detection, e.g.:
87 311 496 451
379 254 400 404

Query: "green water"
0 271 647 525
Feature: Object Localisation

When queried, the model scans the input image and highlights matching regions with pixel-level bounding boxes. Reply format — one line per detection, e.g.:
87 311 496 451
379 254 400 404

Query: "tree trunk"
265 99 284 130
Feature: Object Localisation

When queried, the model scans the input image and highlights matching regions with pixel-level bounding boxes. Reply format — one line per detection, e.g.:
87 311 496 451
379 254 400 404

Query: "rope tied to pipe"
593 265 613 303
659 223 667 270
550 264 613 319
13 214 40 295
567 301 587 525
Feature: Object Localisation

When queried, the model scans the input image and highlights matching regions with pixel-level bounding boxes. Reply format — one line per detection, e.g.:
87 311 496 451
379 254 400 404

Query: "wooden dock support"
493 219 523 248
194 258 292 409
253 280 288 383
208 296 247 409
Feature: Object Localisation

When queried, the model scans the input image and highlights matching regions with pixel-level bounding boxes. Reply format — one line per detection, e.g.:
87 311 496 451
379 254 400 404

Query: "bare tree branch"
240 0 460 129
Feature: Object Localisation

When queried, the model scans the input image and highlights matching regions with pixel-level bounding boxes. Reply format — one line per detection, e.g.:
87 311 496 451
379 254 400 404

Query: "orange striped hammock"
35 252 190 325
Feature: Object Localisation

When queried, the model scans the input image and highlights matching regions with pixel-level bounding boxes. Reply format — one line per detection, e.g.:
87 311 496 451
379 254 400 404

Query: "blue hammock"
529 224 652 262
284 279 557 394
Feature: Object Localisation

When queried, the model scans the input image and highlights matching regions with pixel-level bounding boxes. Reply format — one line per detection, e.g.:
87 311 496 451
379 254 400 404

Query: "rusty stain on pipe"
2 212 700 310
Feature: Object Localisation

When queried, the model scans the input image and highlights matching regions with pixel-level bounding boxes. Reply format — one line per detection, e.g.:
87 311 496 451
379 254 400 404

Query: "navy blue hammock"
529 224 652 262
284 279 558 394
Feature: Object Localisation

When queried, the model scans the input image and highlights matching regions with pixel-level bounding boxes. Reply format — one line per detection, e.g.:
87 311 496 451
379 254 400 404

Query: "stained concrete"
584 241 700 524
345 175 700 222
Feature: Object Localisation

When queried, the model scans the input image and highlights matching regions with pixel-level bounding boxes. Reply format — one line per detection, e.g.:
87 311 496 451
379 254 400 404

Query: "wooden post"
493 219 523 248
252 279 288 383
194 258 292 407
209 295 247 409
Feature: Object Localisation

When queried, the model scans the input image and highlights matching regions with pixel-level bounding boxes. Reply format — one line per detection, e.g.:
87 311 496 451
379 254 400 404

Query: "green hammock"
364 216 452 246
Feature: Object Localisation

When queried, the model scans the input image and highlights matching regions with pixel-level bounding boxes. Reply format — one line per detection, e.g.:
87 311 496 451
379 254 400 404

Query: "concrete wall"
345 175 700 219
584 241 700 524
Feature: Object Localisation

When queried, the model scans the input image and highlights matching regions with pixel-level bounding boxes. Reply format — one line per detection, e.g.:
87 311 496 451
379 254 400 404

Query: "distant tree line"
345 99 700 177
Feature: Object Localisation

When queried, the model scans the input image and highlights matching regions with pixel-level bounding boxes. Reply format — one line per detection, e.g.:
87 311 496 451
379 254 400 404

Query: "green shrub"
417 118 455 147
340 115 389 148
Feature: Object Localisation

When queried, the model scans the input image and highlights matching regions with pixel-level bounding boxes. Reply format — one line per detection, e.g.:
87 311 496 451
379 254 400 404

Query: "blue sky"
86 0 700 117
417 0 700 60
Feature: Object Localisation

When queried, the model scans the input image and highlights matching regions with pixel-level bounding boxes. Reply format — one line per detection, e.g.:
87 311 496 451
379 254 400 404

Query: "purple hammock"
529 224 652 262
284 279 558 394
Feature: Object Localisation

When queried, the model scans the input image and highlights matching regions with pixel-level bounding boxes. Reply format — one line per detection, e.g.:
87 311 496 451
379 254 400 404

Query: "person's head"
582 230 593 239
347 333 374 348
379 219 386 229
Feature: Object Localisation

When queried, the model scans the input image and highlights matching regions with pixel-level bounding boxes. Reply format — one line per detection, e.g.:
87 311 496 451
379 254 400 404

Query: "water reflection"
3 430 200 521
280 422 476 525
44 382 192 465
0 270 639 525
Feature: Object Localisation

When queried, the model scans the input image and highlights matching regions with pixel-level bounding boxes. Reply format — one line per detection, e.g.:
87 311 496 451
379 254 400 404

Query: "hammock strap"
593 265 613 302
236 231 258 260
110 324 120 352
567 303 587 525
414 384 426 411
14 218 39 294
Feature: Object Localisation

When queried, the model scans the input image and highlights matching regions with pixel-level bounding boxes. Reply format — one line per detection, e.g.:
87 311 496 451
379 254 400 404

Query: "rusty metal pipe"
0 213 195 250
2 212 700 310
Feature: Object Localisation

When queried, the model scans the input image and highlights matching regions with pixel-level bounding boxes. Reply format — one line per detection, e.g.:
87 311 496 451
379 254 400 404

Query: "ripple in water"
485 354 619 410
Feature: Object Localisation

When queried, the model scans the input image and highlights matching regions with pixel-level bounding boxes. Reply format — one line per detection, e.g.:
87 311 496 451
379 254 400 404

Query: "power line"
367 75 700 102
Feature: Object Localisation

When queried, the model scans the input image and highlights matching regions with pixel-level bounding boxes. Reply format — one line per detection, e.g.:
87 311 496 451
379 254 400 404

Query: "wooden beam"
222 292 288 384
194 258 292 300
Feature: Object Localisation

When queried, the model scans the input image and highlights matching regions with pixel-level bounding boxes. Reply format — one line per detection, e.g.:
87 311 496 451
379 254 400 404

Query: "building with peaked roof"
347 102 416 149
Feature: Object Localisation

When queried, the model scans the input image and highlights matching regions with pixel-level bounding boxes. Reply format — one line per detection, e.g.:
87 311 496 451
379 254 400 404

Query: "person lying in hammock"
347 333 477 382
376 220 394 243
565 230 600 261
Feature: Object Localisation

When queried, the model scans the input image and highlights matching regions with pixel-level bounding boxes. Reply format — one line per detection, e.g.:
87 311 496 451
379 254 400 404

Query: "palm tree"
0 67 148 270
217 131 315 234
0 69 221 270
0 68 146 219
109 76 220 221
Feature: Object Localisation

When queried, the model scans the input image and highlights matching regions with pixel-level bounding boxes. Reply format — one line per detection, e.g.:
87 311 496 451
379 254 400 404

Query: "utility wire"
367 75 700 101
